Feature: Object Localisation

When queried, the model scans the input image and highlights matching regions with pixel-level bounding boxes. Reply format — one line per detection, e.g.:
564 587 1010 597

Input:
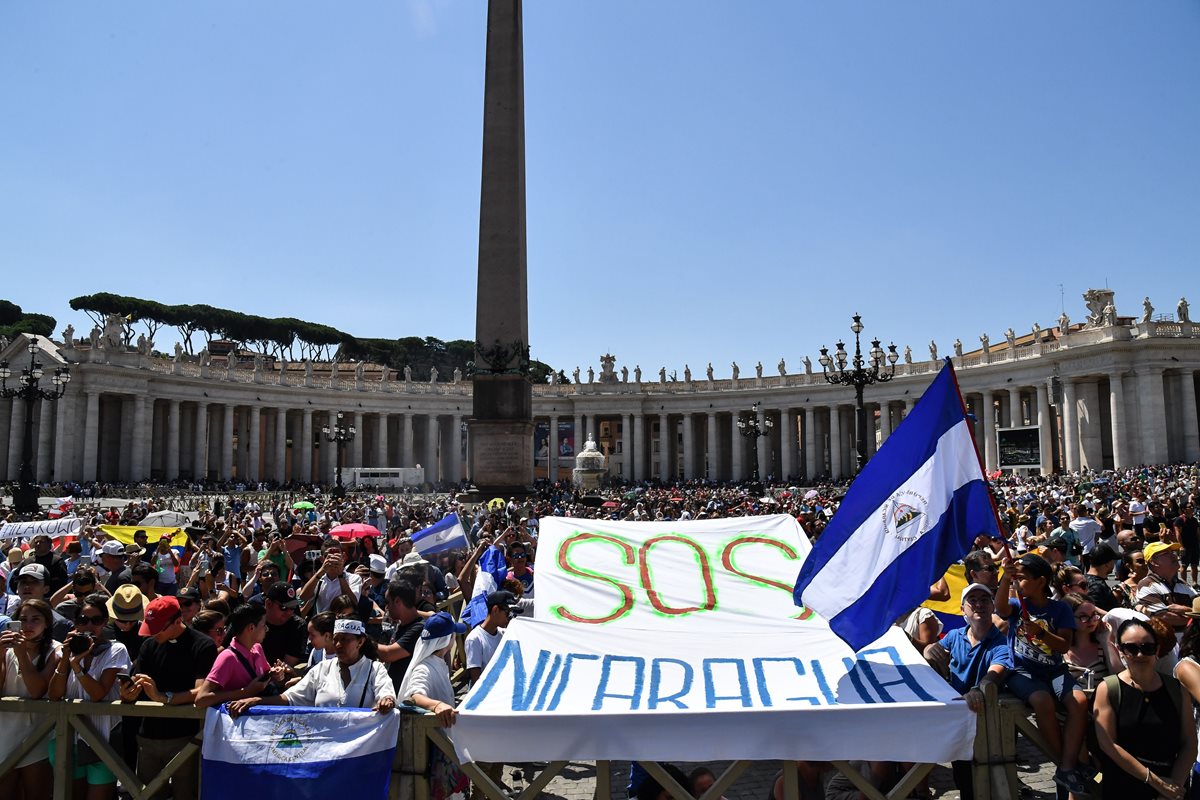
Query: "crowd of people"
0 463 1197 799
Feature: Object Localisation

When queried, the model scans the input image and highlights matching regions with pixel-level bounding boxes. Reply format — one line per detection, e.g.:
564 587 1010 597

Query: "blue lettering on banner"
593 655 646 710
547 654 600 711
808 658 838 705
753 658 824 706
841 646 936 703
703 658 752 708
648 658 694 709
464 641 556 711
534 655 564 711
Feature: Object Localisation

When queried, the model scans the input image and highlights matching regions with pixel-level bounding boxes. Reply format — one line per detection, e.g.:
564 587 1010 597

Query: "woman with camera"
47 593 132 800
0 598 60 800
194 604 286 708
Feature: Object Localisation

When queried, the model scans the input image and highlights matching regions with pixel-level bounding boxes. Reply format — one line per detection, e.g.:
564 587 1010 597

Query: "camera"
305 550 322 561
69 633 94 655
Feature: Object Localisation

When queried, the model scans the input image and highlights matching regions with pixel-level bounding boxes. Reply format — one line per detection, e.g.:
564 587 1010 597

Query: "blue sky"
2 1 1198 377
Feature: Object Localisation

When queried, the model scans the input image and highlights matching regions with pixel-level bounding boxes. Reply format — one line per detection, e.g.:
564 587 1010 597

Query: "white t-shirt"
283 656 393 708
465 626 504 672
403 657 454 706
67 641 130 742
314 571 363 613
1130 501 1147 524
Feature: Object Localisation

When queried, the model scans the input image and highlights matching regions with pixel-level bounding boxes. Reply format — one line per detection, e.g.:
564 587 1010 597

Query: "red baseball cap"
140 596 181 636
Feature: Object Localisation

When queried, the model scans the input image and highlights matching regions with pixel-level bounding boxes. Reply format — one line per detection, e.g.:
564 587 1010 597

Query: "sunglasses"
1119 642 1157 657
78 614 107 625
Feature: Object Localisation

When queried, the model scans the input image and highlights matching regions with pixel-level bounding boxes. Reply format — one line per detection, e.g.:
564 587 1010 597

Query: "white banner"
0 517 82 543
453 515 975 764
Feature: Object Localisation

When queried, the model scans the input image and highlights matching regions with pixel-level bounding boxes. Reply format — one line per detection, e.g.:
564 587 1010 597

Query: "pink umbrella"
329 523 379 540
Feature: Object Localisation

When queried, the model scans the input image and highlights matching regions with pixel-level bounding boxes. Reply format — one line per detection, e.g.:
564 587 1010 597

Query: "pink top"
205 640 271 691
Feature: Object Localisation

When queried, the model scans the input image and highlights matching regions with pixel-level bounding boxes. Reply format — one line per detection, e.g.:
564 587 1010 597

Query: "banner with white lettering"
453 514 974 763
0 517 82 543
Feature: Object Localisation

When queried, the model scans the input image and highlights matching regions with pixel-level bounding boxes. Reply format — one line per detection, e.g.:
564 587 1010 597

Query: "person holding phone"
194 603 286 707
47 594 130 800
0 599 60 800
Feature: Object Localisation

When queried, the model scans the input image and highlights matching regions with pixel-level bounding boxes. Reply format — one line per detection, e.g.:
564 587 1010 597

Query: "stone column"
127 396 148 481
401 413 414 467
804 407 817 479
426 414 440 484
1181 370 1200 464
981 390 997 473
451 414 464 483
35 399 53 482
0 399 9 480
300 409 313 482
681 412 695 480
879 403 893 444
780 409 794 480
193 402 209 481
620 414 631 481
1036 383 1053 475
756 406 770 480
1109 374 1128 469
573 413 583 453
221 404 235 480
327 411 340 485
275 408 288 484
1134 368 1167 465
375 413 388 469
905 398 916 417
633 414 646 481
706 412 719 480
166 400 181 480
83 393 100 482
730 416 744 481
548 416 559 482
1076 380 1103 469
658 413 670 481
53 394 73 481
235 408 248 479
829 405 843 480
247 406 262 482
1008 388 1023 427
1061 380 1079 472
351 412 364 468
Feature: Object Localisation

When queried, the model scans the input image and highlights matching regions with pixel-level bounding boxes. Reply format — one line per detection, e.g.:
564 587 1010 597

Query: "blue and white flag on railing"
460 545 510 628
412 513 469 556
794 359 1001 652
201 706 399 800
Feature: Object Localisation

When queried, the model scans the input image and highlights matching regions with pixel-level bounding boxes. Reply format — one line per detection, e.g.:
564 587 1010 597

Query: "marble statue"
1032 322 1041 338
254 354 265 371
88 325 101 349
684 365 692 383
429 366 438 384
953 338 963 357
1179 297 1191 324
669 370 678 383
279 355 289 382
453 366 462 384
328 359 338 385
903 346 912 365
102 313 124 350
305 359 314 381
599 354 617 383
658 366 667 384
778 358 786 376
404 365 412 382
228 351 239 370
755 361 763 379
620 366 628 383
731 362 740 380
546 370 556 385
1102 302 1117 327
136 334 150 355
587 366 594 383
199 348 211 367
355 361 365 381
1142 297 1154 324
173 342 183 361
1058 311 1071 331
572 367 580 384
1005 328 1016 350
706 362 714 381
380 364 389 383
928 341 937 361
979 333 990 354
634 365 641 383
0 335 8 351
804 355 814 374
61 325 75 348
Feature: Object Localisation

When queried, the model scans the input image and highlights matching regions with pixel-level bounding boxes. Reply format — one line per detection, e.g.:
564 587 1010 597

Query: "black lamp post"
819 314 898 474
736 401 774 481
321 412 356 499
1 336 71 515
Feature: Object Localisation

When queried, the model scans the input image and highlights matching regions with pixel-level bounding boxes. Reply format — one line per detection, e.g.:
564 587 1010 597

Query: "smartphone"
117 673 133 685
7 620 22 634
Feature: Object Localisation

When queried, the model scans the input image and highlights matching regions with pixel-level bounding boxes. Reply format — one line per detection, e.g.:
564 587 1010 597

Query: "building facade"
2 311 1199 486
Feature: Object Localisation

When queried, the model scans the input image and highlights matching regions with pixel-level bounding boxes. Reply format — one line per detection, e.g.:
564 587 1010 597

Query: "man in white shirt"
299 545 362 614
1068 504 1102 565
464 590 518 684
1130 494 1148 534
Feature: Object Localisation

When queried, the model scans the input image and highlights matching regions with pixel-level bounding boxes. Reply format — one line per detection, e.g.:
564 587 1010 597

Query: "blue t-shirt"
1004 597 1076 678
222 544 243 580
942 625 1013 694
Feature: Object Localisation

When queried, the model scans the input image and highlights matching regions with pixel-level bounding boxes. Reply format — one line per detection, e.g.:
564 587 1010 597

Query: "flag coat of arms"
201 706 399 800
794 359 1001 651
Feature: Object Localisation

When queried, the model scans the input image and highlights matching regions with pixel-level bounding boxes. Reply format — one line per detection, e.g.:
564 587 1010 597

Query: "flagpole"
942 358 1012 559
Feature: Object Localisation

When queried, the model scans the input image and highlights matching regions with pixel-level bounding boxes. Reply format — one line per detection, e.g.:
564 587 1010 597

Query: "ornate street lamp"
321 412 356 499
1 337 71 515
736 401 774 481
818 314 898 474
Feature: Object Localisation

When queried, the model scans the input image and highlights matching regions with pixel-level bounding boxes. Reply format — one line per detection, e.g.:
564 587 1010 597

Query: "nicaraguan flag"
201 706 399 800
460 545 509 628
793 359 1000 652
412 513 469 556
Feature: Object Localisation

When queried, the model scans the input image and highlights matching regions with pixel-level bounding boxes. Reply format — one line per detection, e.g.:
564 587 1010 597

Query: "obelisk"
469 0 533 494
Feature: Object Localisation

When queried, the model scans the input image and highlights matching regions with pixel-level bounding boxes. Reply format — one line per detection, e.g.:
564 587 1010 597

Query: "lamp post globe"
818 315 897 474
